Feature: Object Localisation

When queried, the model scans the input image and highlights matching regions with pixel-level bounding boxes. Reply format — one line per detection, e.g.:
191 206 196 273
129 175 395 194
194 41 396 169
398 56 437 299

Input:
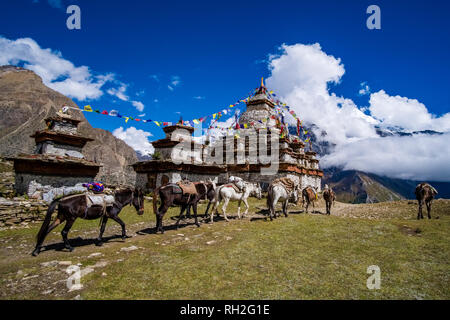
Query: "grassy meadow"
0 198 449 299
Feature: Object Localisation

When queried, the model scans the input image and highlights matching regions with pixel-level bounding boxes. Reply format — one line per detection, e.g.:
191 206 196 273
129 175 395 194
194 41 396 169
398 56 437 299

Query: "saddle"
272 177 295 193
223 182 242 193
86 193 115 208
176 180 197 195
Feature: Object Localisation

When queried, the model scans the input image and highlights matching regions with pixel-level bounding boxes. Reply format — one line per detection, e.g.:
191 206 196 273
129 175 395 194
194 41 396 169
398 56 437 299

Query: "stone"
80 267 94 277
92 261 109 268
206 240 216 245
41 261 59 267
58 261 72 266
88 252 103 258
120 245 138 252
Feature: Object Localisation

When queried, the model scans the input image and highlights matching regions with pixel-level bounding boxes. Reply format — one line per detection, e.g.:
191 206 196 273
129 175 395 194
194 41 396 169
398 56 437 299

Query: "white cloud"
149 74 159 82
193 96 205 100
167 85 174 91
131 101 145 112
266 43 450 181
368 90 450 132
0 36 114 101
359 82 370 95
112 126 154 155
321 133 450 181
266 43 378 146
171 75 181 87
107 83 129 101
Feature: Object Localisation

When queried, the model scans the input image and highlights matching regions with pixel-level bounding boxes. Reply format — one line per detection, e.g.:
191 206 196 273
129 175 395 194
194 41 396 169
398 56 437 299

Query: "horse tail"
36 198 59 243
153 187 161 215
430 184 438 196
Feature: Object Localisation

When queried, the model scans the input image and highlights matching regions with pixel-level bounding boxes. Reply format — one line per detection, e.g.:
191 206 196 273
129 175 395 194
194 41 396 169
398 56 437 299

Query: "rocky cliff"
0 66 138 186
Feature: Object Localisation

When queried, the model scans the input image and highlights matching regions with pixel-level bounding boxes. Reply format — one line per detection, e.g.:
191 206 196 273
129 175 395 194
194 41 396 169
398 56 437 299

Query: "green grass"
0 199 449 300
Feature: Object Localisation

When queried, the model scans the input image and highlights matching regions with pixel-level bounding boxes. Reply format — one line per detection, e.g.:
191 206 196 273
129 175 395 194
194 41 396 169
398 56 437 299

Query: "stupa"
133 81 323 191
10 108 101 202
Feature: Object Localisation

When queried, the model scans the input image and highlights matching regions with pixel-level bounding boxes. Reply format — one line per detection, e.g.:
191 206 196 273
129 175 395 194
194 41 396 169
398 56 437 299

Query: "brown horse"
322 185 335 215
302 186 318 213
185 181 217 219
415 183 438 220
32 188 144 256
152 182 208 233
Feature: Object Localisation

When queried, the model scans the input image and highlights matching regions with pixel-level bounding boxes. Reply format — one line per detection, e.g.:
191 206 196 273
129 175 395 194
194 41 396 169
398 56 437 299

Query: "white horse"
267 181 300 220
210 181 262 222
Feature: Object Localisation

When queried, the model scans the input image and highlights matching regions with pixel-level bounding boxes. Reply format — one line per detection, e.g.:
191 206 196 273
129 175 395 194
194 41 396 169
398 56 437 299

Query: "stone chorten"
133 81 323 192
10 108 101 202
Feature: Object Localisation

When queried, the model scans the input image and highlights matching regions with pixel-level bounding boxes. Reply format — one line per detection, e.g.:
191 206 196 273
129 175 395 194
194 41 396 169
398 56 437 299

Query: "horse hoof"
196 223 201 228
31 249 39 256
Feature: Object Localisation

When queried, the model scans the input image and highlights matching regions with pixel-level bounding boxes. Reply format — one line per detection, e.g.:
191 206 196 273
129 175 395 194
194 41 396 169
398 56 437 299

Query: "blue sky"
1 0 450 180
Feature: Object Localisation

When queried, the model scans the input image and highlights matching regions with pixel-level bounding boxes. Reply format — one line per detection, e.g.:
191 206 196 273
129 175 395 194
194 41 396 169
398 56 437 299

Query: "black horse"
32 188 144 256
185 181 217 219
152 182 208 233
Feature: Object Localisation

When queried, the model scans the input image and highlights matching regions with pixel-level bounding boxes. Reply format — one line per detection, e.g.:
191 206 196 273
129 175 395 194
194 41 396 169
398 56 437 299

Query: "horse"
322 185 336 215
210 181 262 222
302 186 318 213
152 181 208 233
185 180 217 219
266 179 300 220
415 182 438 219
32 188 144 256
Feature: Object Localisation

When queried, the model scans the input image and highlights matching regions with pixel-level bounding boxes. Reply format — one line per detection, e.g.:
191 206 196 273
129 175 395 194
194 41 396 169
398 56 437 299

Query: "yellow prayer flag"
83 105 93 112
193 119 200 124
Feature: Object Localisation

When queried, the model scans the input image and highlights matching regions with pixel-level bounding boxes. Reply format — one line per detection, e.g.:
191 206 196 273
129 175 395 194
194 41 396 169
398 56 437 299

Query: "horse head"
132 188 145 215
251 183 262 200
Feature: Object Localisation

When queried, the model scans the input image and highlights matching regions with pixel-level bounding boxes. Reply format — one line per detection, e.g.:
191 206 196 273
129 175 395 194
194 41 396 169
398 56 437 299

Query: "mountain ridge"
0 65 138 186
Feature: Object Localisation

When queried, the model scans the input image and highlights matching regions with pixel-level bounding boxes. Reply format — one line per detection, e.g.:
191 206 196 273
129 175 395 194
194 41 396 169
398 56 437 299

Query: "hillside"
0 65 138 185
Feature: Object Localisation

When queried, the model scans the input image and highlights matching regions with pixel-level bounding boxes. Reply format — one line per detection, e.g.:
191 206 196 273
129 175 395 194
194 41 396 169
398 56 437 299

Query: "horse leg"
204 201 212 218
61 218 75 252
96 216 108 246
175 205 188 229
243 198 249 218
237 200 241 220
210 201 219 223
283 200 288 217
110 215 129 240
33 214 65 256
418 200 424 219
222 198 230 221
186 205 192 219
156 202 169 233
193 202 200 227
426 200 432 219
